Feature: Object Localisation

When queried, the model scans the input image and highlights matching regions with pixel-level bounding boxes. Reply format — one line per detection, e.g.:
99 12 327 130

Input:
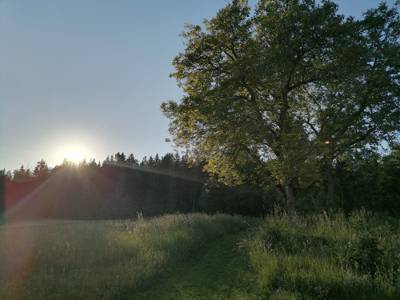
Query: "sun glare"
60 144 91 164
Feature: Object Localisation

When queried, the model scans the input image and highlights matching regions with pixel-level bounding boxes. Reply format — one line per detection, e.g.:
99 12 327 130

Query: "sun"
65 149 84 163
61 144 90 164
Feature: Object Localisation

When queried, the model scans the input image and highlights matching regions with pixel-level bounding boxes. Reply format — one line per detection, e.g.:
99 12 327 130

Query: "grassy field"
0 212 399 299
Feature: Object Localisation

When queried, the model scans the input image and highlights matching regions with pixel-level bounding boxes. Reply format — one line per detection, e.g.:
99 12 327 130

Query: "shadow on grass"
114 222 258 300
263 229 340 256
268 271 393 300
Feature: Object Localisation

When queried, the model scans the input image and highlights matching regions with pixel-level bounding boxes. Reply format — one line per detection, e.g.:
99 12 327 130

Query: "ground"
0 213 399 300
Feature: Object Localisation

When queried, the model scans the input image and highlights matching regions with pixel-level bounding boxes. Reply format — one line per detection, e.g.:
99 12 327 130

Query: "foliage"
333 145 400 215
4 144 400 218
33 160 50 178
199 183 282 216
243 210 400 299
5 153 205 220
162 0 400 212
346 234 383 278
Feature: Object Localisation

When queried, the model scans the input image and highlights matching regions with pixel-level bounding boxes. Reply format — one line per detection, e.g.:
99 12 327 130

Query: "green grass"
244 210 400 299
0 214 252 300
0 211 399 299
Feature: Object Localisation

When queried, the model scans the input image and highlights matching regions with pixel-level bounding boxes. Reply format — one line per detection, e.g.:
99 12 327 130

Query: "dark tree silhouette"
0 170 5 221
33 160 50 178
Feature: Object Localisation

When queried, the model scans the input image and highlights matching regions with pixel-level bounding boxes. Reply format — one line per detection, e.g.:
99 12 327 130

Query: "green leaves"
162 0 400 207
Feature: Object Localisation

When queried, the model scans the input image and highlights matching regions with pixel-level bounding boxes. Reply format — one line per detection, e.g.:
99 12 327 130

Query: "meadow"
0 212 399 299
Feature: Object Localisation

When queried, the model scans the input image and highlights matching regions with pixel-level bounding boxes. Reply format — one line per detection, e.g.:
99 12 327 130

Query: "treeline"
1 146 400 220
0 152 270 220
295 145 400 215
3 152 201 183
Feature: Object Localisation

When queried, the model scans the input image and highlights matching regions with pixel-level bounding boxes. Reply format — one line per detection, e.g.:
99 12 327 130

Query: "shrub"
346 234 383 278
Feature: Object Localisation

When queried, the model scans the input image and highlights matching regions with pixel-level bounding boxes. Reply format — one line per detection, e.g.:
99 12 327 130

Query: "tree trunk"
327 170 335 206
285 183 296 215
326 146 336 207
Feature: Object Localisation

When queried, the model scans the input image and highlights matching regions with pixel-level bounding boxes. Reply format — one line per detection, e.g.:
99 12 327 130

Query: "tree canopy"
162 0 400 213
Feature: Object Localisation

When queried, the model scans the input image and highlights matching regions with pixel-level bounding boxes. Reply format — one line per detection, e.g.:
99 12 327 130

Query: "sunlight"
59 144 91 164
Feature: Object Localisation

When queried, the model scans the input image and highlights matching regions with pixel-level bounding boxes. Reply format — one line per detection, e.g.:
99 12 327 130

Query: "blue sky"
0 0 396 170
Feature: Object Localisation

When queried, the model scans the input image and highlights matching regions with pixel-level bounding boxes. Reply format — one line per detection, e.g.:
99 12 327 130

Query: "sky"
0 0 396 171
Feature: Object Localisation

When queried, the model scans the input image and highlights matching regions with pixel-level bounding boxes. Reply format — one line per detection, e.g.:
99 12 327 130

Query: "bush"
243 211 400 299
346 234 383 278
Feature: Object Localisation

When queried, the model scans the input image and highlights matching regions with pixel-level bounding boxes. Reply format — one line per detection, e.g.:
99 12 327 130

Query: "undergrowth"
243 210 400 299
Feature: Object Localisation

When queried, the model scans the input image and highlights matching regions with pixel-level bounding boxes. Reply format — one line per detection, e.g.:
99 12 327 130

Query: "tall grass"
243 210 400 299
1 212 399 299
0 214 248 299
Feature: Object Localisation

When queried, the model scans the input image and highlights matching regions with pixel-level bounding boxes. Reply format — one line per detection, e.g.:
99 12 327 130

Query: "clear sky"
0 0 396 171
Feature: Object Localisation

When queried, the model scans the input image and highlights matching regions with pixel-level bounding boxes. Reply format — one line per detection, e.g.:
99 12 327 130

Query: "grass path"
2 213 398 299
1 215 259 300
132 223 259 300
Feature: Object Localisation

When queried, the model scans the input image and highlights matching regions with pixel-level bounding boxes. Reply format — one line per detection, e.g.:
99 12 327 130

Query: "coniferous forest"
1 144 400 220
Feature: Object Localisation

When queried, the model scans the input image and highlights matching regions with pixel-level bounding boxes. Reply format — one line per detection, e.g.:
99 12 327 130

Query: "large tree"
162 0 400 213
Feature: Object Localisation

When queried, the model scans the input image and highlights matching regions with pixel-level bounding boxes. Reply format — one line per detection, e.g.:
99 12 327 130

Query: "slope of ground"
132 227 258 300
0 212 399 300
0 214 253 300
